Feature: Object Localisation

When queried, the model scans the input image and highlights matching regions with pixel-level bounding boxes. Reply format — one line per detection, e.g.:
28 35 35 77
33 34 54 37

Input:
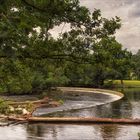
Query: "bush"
0 98 9 114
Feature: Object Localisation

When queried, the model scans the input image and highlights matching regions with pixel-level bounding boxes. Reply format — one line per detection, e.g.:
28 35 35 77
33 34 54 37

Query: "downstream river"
0 88 140 140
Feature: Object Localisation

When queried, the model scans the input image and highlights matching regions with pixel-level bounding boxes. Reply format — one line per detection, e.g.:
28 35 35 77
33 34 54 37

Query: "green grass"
112 80 140 88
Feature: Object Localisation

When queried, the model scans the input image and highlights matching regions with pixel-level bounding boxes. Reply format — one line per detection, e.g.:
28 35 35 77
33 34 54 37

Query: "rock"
22 109 30 115
15 108 23 114
49 101 61 107
15 108 30 115
9 106 15 112
16 107 22 111
43 97 49 101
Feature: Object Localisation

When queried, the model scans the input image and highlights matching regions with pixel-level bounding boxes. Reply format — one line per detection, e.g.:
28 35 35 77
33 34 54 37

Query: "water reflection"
1 88 140 140
26 123 102 140
25 123 140 140
93 97 132 118
45 97 133 119
34 92 118 117
100 125 119 140
43 88 140 119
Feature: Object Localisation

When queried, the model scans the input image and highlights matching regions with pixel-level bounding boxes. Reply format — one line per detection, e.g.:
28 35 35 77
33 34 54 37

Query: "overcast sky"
51 0 140 53
80 0 140 53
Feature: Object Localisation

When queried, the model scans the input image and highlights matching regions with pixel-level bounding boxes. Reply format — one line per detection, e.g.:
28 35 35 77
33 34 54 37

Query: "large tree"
0 0 90 93
0 0 132 93
60 9 132 87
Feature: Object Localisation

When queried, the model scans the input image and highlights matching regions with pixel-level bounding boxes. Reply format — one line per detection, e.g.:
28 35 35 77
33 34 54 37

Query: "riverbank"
0 91 62 119
106 80 140 88
0 87 124 124
0 87 124 125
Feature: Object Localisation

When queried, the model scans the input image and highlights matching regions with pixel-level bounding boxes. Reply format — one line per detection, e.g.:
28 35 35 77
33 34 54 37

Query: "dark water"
1 88 140 140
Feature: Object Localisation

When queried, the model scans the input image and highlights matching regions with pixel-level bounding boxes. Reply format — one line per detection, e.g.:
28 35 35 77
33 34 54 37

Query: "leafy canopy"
0 0 132 92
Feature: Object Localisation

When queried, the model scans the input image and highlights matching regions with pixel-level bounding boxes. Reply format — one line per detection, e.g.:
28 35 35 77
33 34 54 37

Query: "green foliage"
0 0 133 92
58 99 64 105
0 59 33 94
112 80 140 88
0 98 9 114
44 67 69 87
132 50 140 80
0 0 90 93
26 102 34 112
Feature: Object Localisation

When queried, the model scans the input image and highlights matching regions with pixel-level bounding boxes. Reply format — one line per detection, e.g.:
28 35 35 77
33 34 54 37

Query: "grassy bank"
110 80 140 88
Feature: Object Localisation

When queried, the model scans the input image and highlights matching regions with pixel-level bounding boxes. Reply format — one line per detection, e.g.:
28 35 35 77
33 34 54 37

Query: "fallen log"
27 117 140 124
0 115 28 127
1 116 140 125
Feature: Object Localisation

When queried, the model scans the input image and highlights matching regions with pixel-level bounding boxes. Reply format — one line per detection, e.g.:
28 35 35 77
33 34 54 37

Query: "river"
0 88 140 140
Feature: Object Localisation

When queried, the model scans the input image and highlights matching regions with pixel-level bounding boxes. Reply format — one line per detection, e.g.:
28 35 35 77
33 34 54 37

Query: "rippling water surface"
33 90 119 116
0 88 140 140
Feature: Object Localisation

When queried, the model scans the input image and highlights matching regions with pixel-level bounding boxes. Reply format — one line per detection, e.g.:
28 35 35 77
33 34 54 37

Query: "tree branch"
0 54 92 64
21 0 47 13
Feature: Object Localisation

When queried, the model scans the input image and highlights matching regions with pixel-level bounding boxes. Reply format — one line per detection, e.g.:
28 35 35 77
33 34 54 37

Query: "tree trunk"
120 79 124 88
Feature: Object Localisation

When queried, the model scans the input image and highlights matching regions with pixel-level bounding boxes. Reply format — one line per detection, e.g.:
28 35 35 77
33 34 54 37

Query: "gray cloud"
50 0 140 53
128 1 140 18
80 0 140 53
130 10 140 18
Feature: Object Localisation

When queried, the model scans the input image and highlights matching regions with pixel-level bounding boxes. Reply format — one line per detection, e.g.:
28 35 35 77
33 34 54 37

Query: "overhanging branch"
21 0 48 13
0 54 93 64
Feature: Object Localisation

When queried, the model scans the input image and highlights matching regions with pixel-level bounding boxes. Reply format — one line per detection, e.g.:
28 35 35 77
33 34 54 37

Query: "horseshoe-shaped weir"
33 87 123 117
